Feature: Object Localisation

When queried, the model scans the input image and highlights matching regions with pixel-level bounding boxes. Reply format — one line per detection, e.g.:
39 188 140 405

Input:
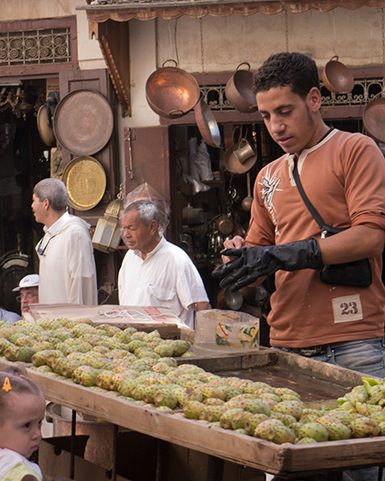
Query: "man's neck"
140 234 162 260
44 211 66 229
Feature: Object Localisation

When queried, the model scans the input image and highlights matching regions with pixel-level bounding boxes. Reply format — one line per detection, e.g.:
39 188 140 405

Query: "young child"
0 366 46 481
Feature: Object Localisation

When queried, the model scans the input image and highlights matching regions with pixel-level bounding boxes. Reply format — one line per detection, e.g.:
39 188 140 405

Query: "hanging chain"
243 16 248 62
285 10 289 52
382 7 385 90
200 17 205 73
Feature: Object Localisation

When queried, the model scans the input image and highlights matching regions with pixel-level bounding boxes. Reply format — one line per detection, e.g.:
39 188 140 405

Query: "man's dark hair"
253 52 320 99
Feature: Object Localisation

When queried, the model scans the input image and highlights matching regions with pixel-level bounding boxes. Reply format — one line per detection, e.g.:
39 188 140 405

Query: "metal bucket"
46 402 115 471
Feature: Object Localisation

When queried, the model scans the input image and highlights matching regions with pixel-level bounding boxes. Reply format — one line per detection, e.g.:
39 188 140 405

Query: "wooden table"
2 349 384 479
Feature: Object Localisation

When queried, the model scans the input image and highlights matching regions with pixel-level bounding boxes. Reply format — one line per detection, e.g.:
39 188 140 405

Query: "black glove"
212 239 323 291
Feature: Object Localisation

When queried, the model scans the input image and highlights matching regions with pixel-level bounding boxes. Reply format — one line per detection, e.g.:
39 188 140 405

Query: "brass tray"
62 156 107 211
53 89 113 156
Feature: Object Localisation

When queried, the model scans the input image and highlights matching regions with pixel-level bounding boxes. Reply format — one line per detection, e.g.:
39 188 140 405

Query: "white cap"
12 274 40 292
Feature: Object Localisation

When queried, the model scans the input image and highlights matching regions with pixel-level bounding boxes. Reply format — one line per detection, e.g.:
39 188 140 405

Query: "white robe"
36 212 97 305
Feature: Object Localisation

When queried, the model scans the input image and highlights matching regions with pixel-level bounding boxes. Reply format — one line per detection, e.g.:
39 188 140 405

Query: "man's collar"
44 211 69 235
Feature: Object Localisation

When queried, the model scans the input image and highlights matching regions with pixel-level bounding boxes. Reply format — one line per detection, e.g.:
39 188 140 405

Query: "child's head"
0 366 46 459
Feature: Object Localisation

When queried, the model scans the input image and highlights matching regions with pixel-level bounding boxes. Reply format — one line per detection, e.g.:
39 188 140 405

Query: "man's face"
256 85 320 156
19 287 39 312
121 209 156 254
31 193 46 225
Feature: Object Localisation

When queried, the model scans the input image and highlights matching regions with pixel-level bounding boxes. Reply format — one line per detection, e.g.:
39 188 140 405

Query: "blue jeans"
275 338 385 481
283 337 385 378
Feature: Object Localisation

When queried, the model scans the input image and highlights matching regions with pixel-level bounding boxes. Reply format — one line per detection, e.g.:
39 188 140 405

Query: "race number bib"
332 294 363 323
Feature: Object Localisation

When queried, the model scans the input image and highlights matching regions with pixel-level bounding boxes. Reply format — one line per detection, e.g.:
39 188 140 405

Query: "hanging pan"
363 94 385 144
145 60 200 119
225 63 258 113
223 138 257 175
194 97 221 148
322 56 354 94
37 104 56 147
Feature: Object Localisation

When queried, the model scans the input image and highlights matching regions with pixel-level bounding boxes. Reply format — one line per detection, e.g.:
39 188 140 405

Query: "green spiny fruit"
152 362 173 374
254 419 296 444
177 387 204 406
295 437 318 444
119 378 140 397
33 365 54 373
242 399 271 417
378 421 385 436
131 384 148 401
204 405 229 423
157 357 178 367
231 411 254 431
15 346 37 363
299 422 329 442
217 385 242 401
52 358 70 376
289 422 304 438
273 400 303 421
350 417 380 438
109 372 138 391
153 344 174 357
200 385 226 401
4 345 19 361
128 340 147 352
61 360 87 378
182 401 205 419
0 338 14 355
14 336 35 347
220 408 244 429
326 422 352 441
349 385 369 407
169 340 191 357
72 365 101 387
96 370 115 390
270 412 297 427
33 341 54 352
143 385 162 404
274 387 301 399
154 388 178 409
203 397 225 406
370 411 385 424
244 413 270 435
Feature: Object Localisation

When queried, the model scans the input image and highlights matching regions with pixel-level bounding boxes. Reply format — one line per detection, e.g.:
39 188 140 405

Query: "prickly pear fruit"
244 413 270 435
96 370 115 390
220 408 244 429
231 411 253 431
349 385 369 407
270 412 297 427
242 399 271 416
295 437 318 444
273 400 303 420
350 417 380 438
326 422 352 441
205 405 229 423
183 401 205 419
154 388 178 409
299 422 329 442
254 419 296 444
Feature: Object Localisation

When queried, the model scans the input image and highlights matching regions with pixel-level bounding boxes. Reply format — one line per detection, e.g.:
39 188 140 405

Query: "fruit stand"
1 348 385 480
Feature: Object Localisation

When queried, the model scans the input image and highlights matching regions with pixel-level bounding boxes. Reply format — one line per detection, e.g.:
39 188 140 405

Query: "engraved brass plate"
62 156 106 211
53 89 113 156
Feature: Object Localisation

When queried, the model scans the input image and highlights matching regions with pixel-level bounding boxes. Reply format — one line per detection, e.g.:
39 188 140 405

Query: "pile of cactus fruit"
1 318 385 444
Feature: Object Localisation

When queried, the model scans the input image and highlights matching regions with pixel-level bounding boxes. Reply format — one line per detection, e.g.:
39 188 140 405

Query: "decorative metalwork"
200 78 385 111
0 28 71 66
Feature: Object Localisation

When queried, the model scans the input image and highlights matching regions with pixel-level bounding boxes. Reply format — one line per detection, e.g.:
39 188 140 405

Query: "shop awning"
78 0 385 23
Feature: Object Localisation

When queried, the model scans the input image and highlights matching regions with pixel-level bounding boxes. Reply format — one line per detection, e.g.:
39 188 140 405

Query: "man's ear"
307 87 322 112
149 219 158 235
43 198 50 211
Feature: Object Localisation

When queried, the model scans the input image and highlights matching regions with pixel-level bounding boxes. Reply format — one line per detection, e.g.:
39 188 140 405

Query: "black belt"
290 345 328 357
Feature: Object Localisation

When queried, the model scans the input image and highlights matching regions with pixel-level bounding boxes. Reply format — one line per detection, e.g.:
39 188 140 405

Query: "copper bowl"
322 56 354 94
146 60 200 119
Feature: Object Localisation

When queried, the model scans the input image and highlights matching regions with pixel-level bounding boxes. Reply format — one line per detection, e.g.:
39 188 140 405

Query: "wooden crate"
0 349 381 477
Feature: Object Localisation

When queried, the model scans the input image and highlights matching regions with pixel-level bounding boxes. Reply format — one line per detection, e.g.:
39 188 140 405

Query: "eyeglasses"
37 234 57 256
16 292 38 302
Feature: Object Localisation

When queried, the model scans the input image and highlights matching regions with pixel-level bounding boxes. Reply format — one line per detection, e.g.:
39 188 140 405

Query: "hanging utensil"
194 97 221 148
363 93 385 144
225 63 258 113
322 56 354 94
242 172 253 212
145 60 200 119
224 288 243 310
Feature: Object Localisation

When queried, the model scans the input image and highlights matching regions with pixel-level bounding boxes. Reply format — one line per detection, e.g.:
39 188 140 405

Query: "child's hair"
0 366 43 423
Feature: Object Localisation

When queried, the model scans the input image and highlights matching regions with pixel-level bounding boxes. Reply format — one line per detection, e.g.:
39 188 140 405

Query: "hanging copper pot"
194 97 221 148
363 94 385 144
225 63 258 113
146 60 200 119
322 56 354 94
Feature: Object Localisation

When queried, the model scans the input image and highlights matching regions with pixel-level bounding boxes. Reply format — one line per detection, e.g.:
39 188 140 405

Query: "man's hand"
212 239 323 291
221 235 245 263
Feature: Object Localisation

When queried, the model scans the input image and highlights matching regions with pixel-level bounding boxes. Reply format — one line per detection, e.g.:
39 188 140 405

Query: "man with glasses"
12 274 39 313
32 178 97 306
